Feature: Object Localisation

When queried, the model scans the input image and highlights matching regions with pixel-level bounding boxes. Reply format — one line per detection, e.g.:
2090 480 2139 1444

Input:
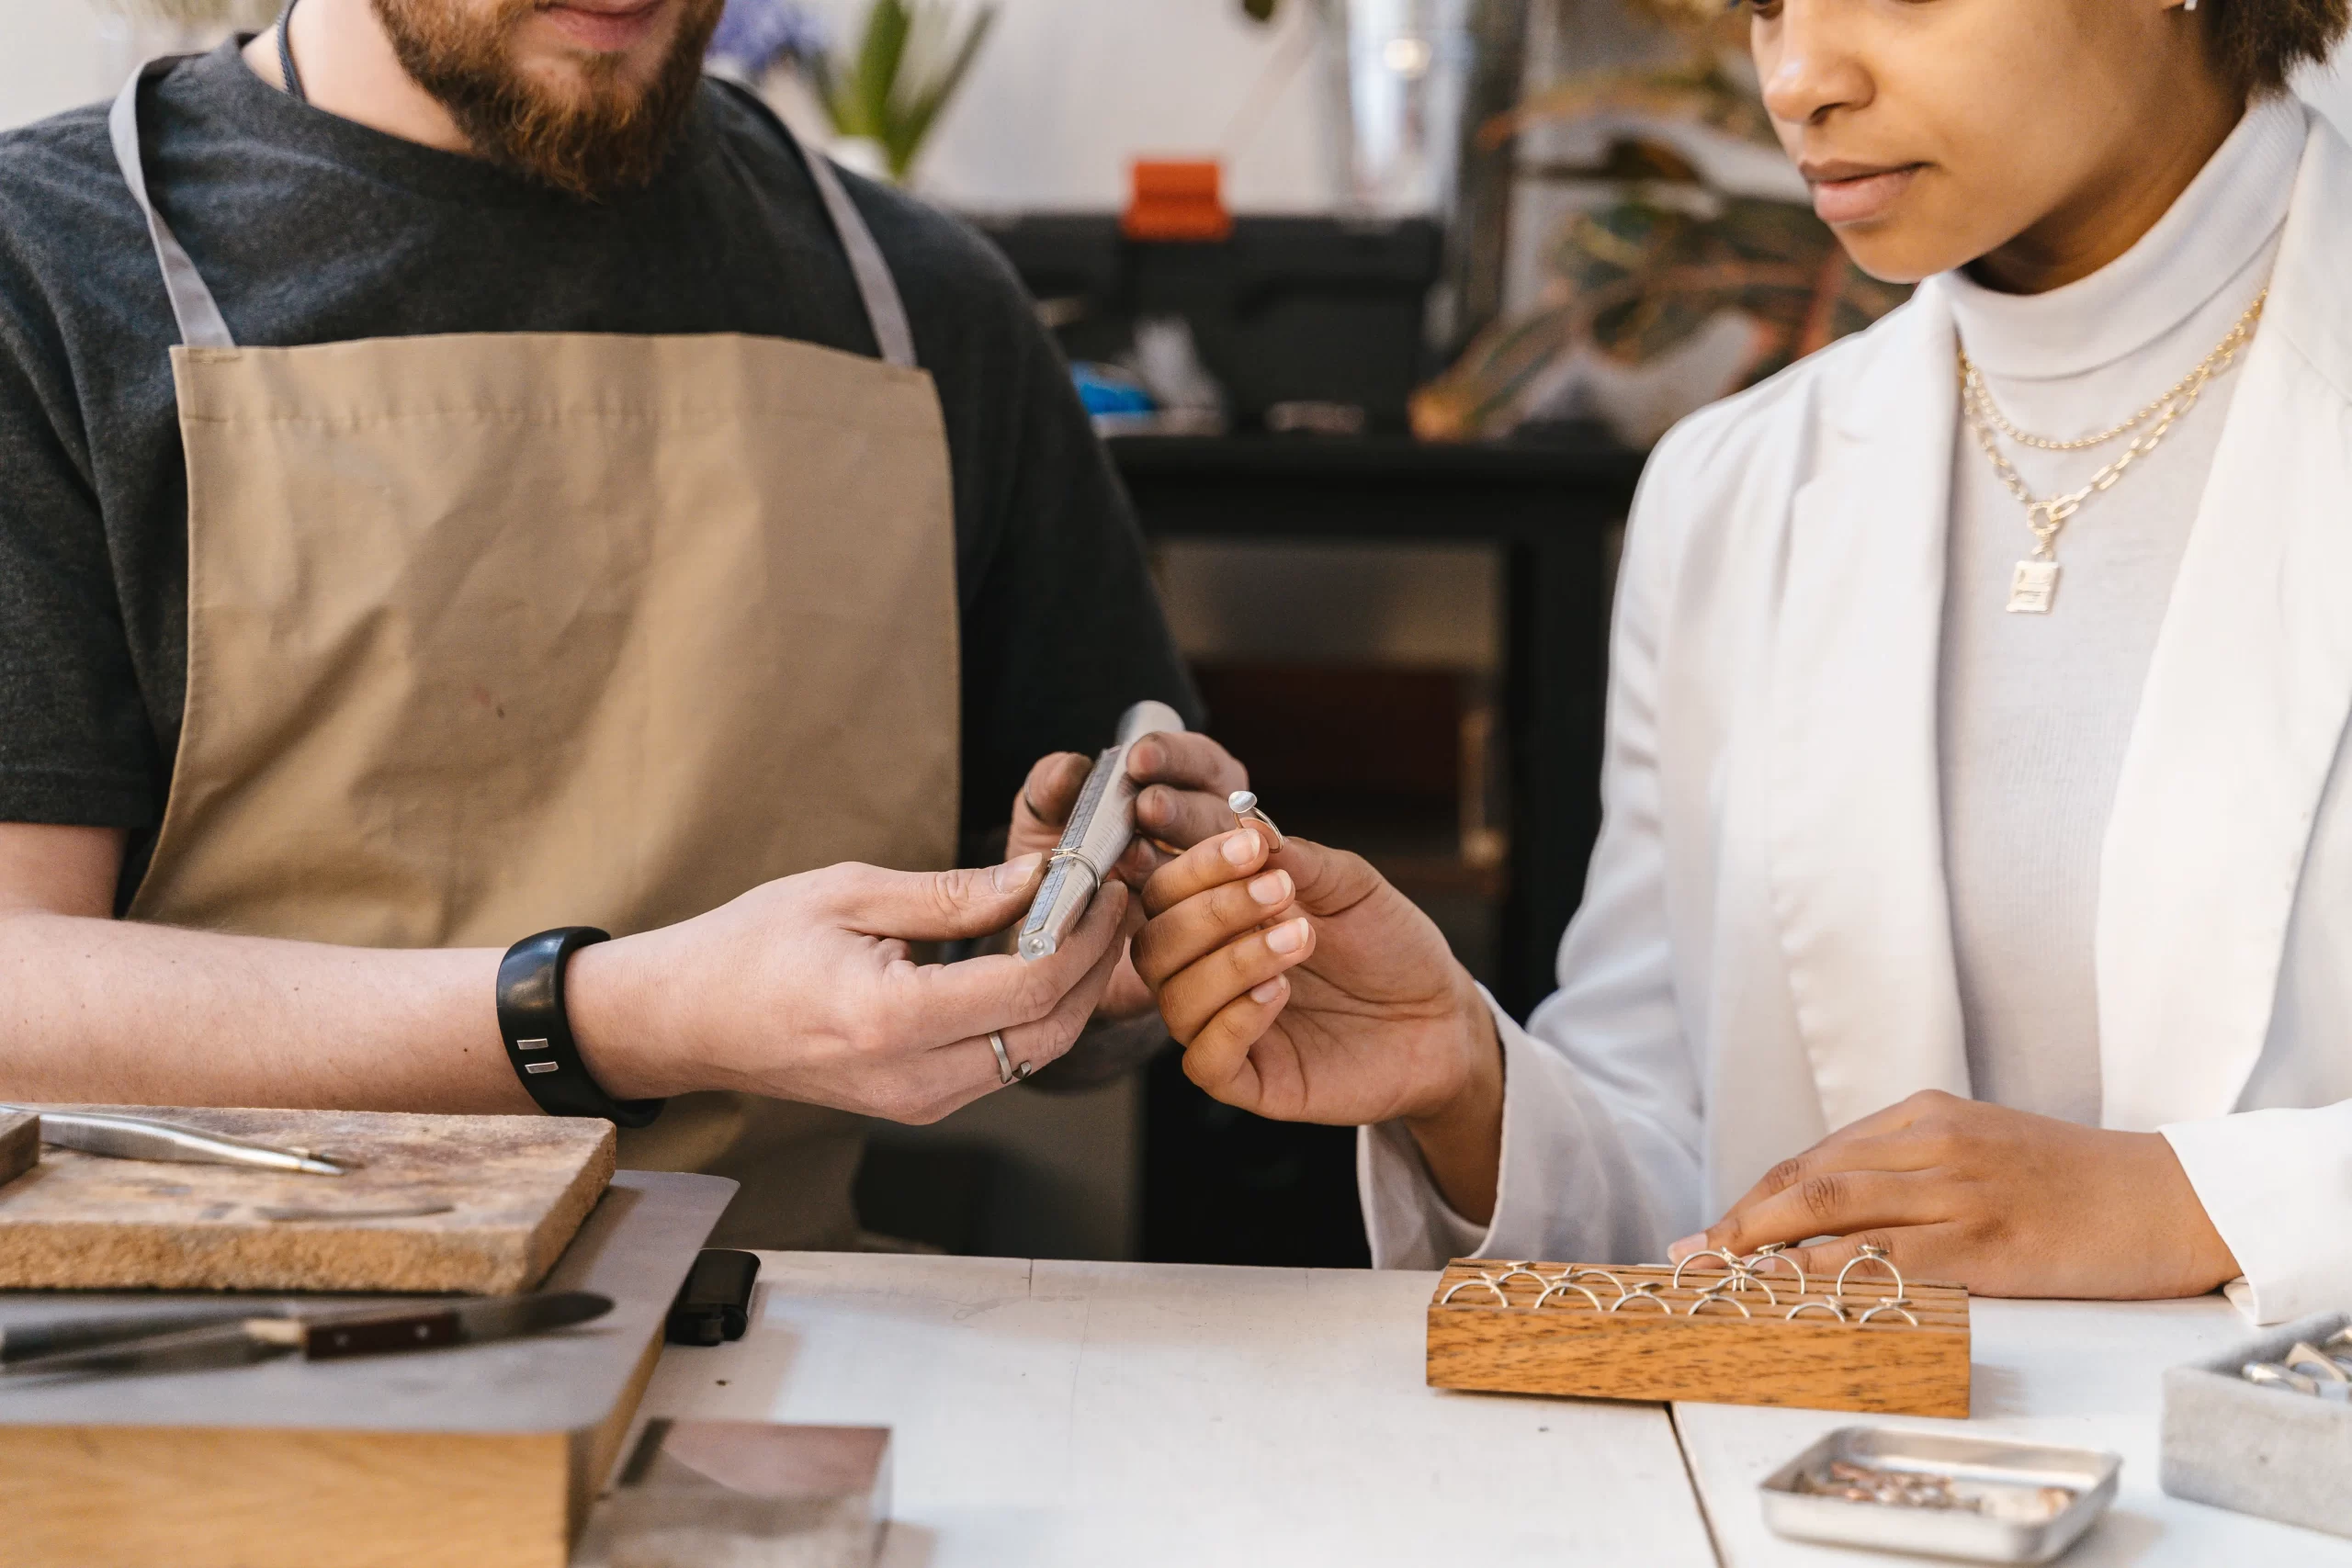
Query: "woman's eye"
1729 0 1783 15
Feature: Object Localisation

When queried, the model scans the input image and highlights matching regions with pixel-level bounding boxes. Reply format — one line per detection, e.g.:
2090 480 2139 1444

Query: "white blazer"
1364 106 2352 1325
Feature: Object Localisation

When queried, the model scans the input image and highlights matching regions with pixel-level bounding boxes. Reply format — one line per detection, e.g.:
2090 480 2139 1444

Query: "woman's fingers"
1131 862 1295 987
1157 915 1316 1043
1142 828 1272 919
1678 1168 1947 1261
1779 1225 1969 1301
1179 976 1292 1101
1709 1121 1956 1238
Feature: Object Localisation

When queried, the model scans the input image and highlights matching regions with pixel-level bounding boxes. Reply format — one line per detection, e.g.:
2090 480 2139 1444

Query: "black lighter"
663 1248 761 1347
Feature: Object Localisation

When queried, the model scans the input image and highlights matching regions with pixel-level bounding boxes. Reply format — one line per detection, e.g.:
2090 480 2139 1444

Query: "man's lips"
537 0 668 51
1799 160 1926 226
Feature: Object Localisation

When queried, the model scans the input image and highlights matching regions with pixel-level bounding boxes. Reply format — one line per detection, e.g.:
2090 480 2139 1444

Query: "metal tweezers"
0 1105 350 1177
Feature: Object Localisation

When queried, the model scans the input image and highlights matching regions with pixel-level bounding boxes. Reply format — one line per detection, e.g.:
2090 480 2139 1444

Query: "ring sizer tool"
1019 701 1187 962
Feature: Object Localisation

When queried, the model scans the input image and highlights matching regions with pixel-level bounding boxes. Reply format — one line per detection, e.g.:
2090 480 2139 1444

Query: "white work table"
636 1253 2352 1567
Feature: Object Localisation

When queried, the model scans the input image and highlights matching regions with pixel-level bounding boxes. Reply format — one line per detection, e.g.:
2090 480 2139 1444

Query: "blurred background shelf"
1118 429 1637 1269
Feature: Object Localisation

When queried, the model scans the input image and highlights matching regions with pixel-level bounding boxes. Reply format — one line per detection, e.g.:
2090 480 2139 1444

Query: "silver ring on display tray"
1836 1243 1904 1298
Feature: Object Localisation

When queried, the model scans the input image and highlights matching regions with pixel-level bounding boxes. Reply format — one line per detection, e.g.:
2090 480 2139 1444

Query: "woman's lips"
1803 162 1924 226
538 0 668 51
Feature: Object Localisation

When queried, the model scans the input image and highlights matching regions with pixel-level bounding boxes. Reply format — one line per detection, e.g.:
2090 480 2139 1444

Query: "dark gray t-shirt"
0 43 1193 906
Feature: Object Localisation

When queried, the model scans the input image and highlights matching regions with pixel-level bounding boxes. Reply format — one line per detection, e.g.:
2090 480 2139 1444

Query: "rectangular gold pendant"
2007 558 2060 615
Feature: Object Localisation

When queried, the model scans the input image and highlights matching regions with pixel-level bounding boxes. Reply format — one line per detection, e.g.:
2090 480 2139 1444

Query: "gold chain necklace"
1959 288 2266 615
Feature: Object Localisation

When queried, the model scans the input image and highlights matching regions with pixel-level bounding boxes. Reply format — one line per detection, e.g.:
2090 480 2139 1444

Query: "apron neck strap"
787 132 920 370
109 59 238 351
711 78 919 371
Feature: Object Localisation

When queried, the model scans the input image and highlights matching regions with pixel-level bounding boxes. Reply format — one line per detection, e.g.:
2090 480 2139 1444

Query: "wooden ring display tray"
1426 1258 1970 1417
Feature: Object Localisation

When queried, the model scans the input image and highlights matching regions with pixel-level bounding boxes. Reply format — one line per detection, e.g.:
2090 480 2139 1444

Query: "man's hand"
1667 1090 2243 1300
1008 730 1249 1020
570 852 1135 1125
1131 827 1507 1219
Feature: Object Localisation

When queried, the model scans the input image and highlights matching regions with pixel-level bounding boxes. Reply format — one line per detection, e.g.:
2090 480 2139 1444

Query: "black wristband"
496 928 664 1129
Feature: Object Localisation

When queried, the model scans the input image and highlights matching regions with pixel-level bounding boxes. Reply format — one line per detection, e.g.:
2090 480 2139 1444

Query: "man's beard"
371 0 725 200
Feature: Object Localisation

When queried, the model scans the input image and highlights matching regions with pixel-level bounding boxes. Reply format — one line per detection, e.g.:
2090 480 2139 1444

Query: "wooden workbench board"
0 1107 614 1295
1427 1259 1971 1417
0 1112 35 1190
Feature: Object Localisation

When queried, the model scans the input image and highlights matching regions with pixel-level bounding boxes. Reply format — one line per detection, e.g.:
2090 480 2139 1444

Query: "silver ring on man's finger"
989 1030 1033 1087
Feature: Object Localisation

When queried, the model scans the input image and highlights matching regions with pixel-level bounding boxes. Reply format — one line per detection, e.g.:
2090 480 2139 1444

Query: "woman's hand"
569 853 1134 1124
1131 827 1508 1218
1667 1089 2242 1300
1008 731 1250 1020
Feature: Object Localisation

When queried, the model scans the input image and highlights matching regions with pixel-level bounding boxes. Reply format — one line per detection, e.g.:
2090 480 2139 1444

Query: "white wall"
793 0 1334 211
0 0 112 130
0 0 1340 208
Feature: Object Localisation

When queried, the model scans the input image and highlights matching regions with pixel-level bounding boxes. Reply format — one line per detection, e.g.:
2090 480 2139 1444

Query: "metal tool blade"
2 1318 290 1376
448 1290 615 1344
0 1106 350 1176
254 1202 455 1223
0 1305 282 1365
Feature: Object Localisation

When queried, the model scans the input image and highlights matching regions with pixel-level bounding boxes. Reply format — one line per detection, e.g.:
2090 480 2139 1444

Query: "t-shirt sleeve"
0 274 160 829
933 236 1200 846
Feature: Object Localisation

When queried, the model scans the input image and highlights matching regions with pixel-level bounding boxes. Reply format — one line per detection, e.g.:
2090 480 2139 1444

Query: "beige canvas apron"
107 61 959 1248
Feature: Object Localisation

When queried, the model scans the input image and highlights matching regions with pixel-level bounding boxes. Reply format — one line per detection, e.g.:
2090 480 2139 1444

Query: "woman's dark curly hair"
2211 0 2352 93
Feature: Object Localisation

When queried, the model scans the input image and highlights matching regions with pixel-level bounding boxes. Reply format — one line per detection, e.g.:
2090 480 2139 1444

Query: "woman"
1131 0 2352 1322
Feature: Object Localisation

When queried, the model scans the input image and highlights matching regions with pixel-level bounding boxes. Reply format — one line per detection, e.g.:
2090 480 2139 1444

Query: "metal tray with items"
1759 1426 2120 1563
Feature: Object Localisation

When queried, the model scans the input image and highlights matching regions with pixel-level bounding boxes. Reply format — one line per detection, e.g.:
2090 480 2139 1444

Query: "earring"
2184 0 2199 9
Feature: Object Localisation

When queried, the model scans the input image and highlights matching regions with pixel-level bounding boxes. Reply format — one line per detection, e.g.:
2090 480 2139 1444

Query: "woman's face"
1750 0 2237 287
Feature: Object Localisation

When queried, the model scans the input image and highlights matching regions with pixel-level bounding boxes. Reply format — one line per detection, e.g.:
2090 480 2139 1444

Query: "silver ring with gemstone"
1534 1280 1606 1312
1836 1243 1904 1299
1671 1247 1743 1291
1227 790 1287 849
1441 1275 1508 1305
1745 1243 1810 1297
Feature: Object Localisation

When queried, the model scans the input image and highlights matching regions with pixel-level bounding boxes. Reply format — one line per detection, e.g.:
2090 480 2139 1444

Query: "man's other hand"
1007 730 1249 1020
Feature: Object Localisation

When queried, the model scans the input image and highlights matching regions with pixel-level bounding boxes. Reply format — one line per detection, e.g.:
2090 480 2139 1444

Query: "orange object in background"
1123 160 1233 243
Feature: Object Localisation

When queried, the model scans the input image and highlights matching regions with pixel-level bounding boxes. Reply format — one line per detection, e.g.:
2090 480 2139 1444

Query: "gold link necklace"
1959 288 2266 614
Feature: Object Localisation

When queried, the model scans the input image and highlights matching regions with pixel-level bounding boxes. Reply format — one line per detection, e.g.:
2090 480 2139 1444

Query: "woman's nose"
1758 0 1874 130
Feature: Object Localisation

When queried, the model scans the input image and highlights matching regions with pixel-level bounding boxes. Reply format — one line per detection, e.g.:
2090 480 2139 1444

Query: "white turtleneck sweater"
1939 97 2306 1124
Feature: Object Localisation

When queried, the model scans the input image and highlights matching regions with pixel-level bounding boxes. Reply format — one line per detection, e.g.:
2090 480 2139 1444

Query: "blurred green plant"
819 0 998 182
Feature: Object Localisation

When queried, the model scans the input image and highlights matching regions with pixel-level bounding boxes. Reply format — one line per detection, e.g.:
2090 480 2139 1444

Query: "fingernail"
1128 741 1158 775
1250 977 1285 1004
1264 917 1309 955
992 852 1044 893
1668 1234 1706 1262
1248 871 1289 906
1221 831 1259 868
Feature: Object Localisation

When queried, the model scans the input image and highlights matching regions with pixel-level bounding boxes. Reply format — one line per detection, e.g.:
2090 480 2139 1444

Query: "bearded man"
0 0 1246 1247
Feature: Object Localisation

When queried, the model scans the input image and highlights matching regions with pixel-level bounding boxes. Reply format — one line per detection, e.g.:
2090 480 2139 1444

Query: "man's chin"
375 0 720 200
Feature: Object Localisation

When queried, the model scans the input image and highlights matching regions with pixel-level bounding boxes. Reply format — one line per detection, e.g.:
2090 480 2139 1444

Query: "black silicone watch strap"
495 928 664 1129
